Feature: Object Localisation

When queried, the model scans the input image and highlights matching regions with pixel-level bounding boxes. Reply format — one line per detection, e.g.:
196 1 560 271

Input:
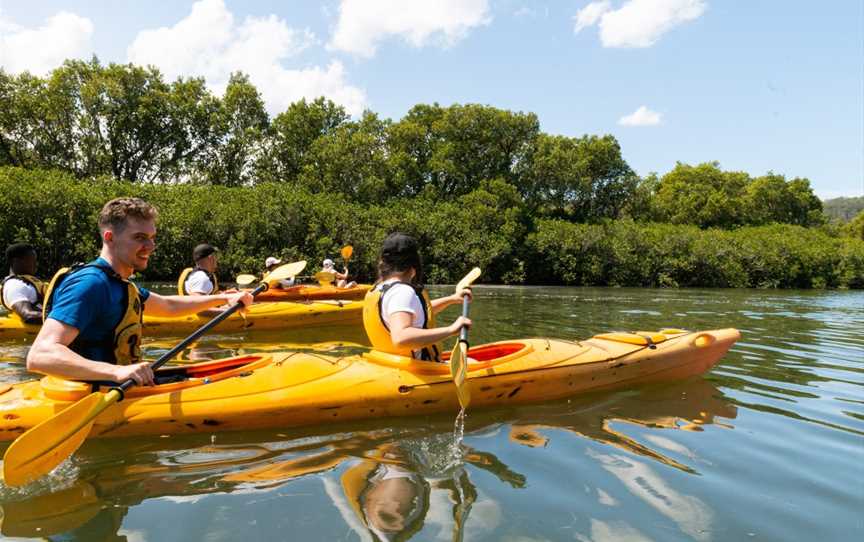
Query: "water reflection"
0 376 735 541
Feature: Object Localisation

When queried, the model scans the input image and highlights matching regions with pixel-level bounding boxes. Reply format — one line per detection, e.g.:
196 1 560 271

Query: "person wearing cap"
1 242 46 324
178 243 221 296
362 232 471 362
27 197 252 387
265 256 295 288
321 258 355 288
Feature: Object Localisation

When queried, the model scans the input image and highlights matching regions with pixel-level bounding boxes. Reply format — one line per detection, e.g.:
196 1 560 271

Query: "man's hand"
113 361 155 386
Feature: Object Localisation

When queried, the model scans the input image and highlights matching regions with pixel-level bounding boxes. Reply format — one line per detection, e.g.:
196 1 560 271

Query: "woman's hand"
449 316 472 335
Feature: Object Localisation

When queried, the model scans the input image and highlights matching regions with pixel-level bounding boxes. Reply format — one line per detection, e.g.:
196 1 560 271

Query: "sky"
0 0 861 198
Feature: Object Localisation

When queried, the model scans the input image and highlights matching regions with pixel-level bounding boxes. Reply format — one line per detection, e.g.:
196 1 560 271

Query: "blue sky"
1 0 861 198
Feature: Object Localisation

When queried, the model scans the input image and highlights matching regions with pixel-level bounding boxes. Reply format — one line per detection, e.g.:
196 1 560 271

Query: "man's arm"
143 291 252 318
11 300 43 324
26 319 155 385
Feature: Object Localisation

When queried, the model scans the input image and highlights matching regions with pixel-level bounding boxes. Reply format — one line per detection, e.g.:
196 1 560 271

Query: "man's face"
107 217 157 272
12 252 37 275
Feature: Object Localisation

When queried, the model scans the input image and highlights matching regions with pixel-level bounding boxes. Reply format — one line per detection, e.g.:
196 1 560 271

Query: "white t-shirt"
184 269 215 295
378 279 425 329
377 279 426 358
2 277 39 309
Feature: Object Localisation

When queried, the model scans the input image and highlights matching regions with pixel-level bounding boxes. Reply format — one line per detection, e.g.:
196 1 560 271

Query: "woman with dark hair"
362 233 471 362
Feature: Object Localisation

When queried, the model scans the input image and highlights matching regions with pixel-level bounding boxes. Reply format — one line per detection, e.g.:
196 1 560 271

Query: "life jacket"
0 273 46 311
362 281 441 362
178 267 219 295
43 262 144 365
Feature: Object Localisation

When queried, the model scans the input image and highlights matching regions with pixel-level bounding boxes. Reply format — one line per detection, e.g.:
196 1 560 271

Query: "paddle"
1 262 302 487
340 245 353 263
450 267 481 410
236 261 306 288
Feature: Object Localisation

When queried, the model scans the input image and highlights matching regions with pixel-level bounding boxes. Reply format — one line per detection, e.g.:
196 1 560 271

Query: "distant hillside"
823 196 864 221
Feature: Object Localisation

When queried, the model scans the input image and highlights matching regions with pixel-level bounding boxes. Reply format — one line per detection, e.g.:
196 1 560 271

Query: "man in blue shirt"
26 197 252 386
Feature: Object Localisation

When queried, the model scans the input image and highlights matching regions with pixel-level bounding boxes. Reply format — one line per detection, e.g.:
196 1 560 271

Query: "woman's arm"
430 287 472 315
388 311 471 350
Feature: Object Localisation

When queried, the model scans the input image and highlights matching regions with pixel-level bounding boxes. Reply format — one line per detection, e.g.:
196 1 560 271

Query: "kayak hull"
0 300 363 339
254 284 371 302
0 328 739 441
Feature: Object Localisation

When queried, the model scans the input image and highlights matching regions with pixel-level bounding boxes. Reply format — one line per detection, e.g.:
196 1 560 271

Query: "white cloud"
127 0 366 115
329 0 491 58
574 0 706 48
619 105 662 126
574 1 612 34
0 10 93 75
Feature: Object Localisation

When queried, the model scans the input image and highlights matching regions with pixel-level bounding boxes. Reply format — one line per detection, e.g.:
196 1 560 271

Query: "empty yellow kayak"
0 328 739 441
0 300 363 339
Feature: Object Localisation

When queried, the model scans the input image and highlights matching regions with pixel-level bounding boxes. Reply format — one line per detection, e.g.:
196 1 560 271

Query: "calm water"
0 286 862 541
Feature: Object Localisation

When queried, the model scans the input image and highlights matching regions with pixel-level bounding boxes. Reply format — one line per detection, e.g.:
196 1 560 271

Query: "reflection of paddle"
237 260 306 288
1 262 302 487
450 268 481 410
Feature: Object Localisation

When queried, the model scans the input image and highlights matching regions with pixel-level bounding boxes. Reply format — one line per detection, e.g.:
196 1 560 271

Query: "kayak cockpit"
361 341 532 374
40 355 273 402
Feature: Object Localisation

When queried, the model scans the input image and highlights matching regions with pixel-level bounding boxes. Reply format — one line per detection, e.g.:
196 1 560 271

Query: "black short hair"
5 243 36 263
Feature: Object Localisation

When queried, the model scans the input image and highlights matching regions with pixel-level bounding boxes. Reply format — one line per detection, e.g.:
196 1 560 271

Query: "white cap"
323 258 334 268
265 256 282 267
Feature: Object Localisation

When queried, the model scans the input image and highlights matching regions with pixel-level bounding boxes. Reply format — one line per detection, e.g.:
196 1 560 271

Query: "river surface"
0 286 862 541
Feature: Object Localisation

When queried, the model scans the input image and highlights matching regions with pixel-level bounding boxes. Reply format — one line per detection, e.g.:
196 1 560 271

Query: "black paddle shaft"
119 282 267 392
459 292 471 344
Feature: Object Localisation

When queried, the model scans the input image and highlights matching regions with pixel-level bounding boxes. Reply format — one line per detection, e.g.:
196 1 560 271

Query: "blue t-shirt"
47 258 150 362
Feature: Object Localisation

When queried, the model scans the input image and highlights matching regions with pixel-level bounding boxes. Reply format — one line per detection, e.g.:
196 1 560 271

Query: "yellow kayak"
253 284 372 302
0 300 363 339
0 328 739 441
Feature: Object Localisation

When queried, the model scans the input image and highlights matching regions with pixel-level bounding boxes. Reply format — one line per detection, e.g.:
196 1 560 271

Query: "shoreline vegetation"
1 59 862 289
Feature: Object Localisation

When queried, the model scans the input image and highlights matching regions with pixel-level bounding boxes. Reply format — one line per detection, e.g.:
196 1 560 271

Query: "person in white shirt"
182 243 221 295
0 243 45 324
265 256 295 288
363 233 471 361
322 258 355 288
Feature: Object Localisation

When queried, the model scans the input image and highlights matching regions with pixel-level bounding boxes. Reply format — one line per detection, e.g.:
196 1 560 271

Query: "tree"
195 73 268 186
744 173 824 226
653 162 750 228
297 111 394 203
518 133 638 221
422 104 539 197
258 97 349 183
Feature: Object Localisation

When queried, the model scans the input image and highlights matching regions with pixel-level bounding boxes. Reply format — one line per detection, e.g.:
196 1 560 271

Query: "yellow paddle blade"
456 267 482 292
340 245 353 261
2 390 121 487
262 260 306 286
314 270 336 286
236 274 257 287
450 341 471 409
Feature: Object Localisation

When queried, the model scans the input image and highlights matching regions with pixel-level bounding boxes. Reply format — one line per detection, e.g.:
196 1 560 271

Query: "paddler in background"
26 197 252 386
0 242 45 324
321 258 356 288
178 243 222 295
362 232 471 362
266 256 295 288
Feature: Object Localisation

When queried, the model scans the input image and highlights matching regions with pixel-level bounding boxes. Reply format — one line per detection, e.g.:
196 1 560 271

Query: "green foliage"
843 210 864 241
653 162 824 228
823 196 864 222
526 219 864 289
1 167 860 289
518 133 638 221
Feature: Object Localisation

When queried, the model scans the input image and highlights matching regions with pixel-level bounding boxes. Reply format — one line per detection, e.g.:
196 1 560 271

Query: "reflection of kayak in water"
0 375 740 541
0 328 739 441
0 300 363 339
